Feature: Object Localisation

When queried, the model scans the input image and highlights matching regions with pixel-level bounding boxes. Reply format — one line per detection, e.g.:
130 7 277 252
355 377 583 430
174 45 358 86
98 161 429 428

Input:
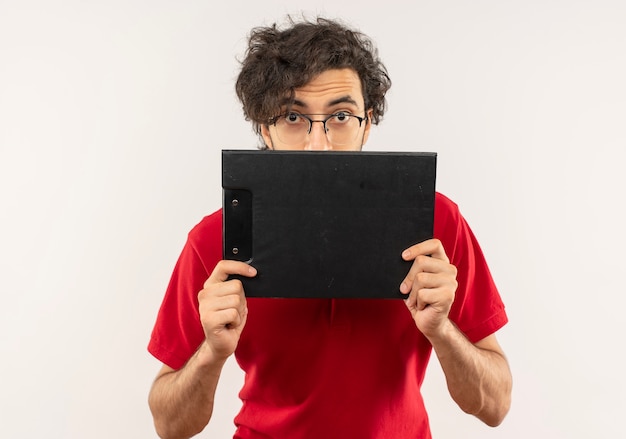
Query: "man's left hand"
399 239 458 340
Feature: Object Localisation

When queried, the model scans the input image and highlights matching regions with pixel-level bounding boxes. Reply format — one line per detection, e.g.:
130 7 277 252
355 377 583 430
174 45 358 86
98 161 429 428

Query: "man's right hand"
198 260 257 361
150 260 257 439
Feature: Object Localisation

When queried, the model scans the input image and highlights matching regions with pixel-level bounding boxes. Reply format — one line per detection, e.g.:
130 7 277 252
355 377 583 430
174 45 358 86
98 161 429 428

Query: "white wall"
1 1 624 437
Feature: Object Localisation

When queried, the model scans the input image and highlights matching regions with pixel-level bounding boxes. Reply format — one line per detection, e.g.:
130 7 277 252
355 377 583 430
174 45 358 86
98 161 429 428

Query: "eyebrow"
280 95 360 110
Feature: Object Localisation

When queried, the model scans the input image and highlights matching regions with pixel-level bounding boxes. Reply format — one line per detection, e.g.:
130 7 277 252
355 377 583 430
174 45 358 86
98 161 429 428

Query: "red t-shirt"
148 192 508 438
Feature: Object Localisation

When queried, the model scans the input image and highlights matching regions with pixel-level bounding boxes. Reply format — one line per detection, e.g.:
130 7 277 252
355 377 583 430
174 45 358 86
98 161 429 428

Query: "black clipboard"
222 150 437 299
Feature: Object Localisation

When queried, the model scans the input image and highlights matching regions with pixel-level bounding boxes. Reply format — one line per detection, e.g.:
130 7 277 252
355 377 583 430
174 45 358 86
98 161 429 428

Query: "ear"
361 108 374 146
261 124 273 150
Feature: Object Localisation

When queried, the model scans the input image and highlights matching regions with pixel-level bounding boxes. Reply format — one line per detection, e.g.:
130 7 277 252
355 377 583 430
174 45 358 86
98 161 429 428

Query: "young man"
148 16 512 439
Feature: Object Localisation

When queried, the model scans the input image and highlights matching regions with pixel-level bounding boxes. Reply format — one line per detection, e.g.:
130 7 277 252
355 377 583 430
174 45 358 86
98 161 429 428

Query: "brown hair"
235 16 392 141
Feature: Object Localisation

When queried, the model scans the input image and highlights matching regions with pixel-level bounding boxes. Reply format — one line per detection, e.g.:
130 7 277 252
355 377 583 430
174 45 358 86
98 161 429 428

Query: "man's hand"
399 239 458 340
150 261 257 439
198 260 257 361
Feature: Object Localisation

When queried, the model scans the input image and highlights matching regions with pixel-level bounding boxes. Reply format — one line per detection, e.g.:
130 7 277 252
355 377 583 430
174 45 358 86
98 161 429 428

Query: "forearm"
428 320 512 426
148 342 227 439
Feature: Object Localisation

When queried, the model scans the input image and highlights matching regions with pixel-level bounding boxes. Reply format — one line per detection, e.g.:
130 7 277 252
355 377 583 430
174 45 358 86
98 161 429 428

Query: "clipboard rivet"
232 199 239 207
232 247 239 255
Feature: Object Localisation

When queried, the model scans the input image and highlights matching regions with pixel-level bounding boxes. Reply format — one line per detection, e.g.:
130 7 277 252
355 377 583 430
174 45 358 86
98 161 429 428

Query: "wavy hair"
235 16 392 143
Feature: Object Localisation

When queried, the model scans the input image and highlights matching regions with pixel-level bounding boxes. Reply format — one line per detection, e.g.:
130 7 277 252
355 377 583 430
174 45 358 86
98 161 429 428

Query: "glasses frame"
268 112 368 145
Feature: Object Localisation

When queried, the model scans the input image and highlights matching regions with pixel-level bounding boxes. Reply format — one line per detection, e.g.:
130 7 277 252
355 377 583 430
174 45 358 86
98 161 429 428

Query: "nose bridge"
305 118 332 151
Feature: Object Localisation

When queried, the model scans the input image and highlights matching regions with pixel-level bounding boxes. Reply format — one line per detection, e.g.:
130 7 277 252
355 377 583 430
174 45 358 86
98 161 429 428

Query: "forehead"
290 68 364 109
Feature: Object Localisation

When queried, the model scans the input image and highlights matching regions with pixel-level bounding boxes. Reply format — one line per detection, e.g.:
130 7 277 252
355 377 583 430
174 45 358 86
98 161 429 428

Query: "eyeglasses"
268 112 368 146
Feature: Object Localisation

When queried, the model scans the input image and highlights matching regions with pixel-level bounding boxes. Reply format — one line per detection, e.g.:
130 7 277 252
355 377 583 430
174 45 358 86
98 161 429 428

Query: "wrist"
195 340 229 370
424 318 456 347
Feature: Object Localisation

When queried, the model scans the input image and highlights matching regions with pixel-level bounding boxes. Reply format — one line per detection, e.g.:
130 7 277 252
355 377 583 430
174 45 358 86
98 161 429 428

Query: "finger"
406 284 455 313
205 260 257 287
405 285 429 312
402 239 449 264
212 307 245 330
201 291 248 328
209 290 246 312
411 271 448 290
399 255 454 295
199 279 247 311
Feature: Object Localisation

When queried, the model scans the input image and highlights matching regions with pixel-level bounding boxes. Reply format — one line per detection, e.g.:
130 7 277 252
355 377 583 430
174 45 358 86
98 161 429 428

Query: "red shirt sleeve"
147 210 223 370
434 192 508 343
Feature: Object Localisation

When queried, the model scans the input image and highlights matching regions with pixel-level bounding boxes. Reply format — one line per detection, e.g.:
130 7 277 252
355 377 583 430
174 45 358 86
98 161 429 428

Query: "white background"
1 1 625 438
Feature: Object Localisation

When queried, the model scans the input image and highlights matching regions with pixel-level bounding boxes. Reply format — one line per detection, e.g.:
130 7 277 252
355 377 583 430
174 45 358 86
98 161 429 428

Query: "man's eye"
332 112 351 123
285 113 303 123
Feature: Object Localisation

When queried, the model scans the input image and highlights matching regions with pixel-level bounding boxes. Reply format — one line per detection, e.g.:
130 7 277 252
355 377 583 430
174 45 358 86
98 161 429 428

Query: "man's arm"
148 343 227 439
429 326 511 426
148 260 256 439
400 239 512 426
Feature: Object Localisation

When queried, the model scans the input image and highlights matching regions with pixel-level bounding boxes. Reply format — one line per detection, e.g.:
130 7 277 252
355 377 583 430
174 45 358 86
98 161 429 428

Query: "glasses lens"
325 113 361 145
273 113 362 146
274 113 309 145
